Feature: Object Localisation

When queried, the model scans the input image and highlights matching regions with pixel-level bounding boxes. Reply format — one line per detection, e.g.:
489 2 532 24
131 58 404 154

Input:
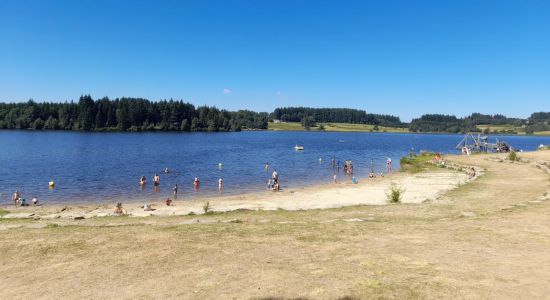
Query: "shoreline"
1 163 477 220
2 127 550 136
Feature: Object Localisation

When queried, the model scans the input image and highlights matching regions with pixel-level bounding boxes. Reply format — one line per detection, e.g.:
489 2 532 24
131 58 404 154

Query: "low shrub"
386 183 405 203
508 150 519 161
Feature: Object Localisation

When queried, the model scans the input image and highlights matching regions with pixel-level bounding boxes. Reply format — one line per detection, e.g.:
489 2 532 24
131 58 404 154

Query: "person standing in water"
194 177 200 191
154 174 160 186
272 169 279 183
12 190 20 207
333 173 337 184
386 157 392 173
173 184 178 199
264 162 269 172
218 178 223 193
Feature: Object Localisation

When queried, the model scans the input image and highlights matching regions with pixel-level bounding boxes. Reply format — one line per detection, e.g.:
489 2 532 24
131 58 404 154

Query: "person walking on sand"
12 190 20 207
194 177 200 191
154 174 160 186
218 178 223 193
386 157 392 173
173 184 178 199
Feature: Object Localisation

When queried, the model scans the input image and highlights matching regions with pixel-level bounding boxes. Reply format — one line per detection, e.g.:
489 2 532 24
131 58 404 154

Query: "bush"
386 183 405 203
508 150 518 161
203 201 210 214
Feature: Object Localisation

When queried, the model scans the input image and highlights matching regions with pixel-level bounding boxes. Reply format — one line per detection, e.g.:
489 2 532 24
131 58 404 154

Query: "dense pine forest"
0 96 268 131
0 96 549 134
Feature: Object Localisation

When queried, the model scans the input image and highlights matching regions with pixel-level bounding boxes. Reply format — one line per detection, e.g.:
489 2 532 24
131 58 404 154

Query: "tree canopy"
0 96 268 132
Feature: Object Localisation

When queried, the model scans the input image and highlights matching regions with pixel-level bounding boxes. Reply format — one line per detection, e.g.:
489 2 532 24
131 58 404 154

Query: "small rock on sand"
343 218 364 222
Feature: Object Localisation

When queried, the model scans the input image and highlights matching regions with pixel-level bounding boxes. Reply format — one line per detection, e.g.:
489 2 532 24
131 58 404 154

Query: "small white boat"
294 145 304 151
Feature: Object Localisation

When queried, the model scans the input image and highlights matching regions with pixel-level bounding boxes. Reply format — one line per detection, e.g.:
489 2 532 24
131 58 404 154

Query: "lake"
1 130 549 205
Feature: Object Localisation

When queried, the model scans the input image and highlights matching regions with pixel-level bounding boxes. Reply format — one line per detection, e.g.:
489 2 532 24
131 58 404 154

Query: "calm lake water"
1 130 550 204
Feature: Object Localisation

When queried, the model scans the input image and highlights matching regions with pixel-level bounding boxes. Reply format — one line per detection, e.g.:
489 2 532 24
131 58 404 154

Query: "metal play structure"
455 134 515 155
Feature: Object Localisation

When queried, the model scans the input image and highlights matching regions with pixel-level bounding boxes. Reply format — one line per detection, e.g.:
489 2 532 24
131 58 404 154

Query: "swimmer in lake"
154 174 160 186
140 176 146 186
164 167 169 174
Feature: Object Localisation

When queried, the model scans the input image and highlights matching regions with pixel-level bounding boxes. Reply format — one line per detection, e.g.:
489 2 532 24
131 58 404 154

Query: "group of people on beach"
11 190 38 207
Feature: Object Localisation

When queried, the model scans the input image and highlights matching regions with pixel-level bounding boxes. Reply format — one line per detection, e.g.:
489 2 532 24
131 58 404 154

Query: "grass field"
267 122 550 136
268 121 408 133
475 124 524 134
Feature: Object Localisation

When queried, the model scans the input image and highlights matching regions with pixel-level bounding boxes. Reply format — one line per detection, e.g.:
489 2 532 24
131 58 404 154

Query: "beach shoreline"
1 161 476 220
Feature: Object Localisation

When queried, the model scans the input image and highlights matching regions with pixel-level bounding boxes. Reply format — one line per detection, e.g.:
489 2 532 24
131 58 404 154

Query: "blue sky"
1 0 549 121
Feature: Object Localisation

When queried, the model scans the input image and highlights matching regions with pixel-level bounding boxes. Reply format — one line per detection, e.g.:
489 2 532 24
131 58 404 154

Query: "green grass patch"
268 121 408 133
399 152 437 173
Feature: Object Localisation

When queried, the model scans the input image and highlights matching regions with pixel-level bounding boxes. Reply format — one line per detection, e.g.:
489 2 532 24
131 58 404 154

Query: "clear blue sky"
1 0 549 121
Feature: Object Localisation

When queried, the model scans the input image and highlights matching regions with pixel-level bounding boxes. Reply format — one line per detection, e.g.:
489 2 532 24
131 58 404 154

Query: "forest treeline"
0 96 549 133
271 107 404 127
0 96 268 131
408 112 550 134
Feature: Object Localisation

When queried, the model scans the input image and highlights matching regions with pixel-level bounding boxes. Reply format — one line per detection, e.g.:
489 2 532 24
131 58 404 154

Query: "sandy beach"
1 162 475 220
1 151 550 299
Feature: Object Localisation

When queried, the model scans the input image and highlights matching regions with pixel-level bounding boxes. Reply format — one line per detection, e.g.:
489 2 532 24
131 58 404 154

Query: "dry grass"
2 151 550 299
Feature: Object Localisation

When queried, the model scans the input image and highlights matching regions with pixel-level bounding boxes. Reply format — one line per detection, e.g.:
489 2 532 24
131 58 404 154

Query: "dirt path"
1 151 550 299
